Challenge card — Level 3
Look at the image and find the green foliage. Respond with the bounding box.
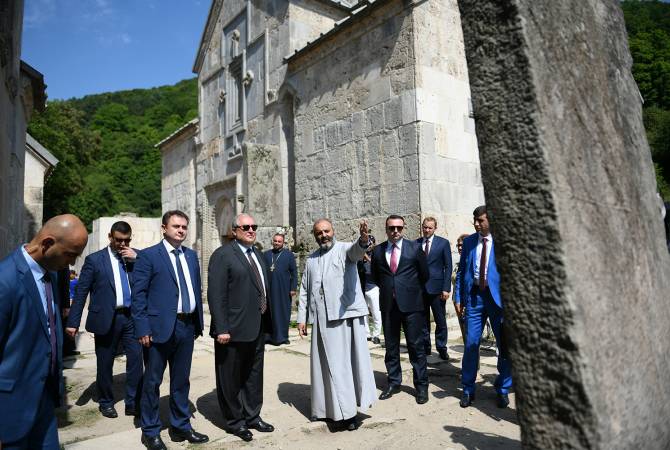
[622,0,670,199]
[28,78,197,228]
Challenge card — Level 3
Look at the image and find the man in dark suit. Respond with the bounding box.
[416,217,453,360]
[263,233,297,345]
[371,214,429,404]
[132,210,208,449]
[208,213,274,442]
[454,205,512,409]
[66,221,145,418]
[0,214,88,449]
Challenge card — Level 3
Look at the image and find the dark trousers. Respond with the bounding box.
[382,301,428,390]
[461,286,512,395]
[423,292,448,353]
[214,325,265,429]
[4,384,59,449]
[94,309,144,408]
[140,318,195,437]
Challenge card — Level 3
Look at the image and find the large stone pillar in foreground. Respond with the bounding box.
[457,0,670,448]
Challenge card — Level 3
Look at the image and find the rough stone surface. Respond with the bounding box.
[457,0,670,448]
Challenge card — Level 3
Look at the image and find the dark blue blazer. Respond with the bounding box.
[131,242,204,343]
[415,235,452,295]
[0,247,63,443]
[454,233,502,307]
[67,247,137,335]
[371,239,429,313]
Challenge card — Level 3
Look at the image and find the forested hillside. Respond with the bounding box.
[622,0,670,198]
[28,78,197,228]
[27,1,670,230]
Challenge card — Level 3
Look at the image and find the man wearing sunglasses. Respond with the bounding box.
[66,221,145,420]
[208,214,274,442]
[371,214,430,404]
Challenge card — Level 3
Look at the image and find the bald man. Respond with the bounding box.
[0,215,88,449]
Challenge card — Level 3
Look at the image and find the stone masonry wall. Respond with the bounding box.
[161,130,197,249]
[288,0,422,247]
[412,0,483,243]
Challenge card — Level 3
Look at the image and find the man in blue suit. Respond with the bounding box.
[132,210,208,450]
[0,215,88,449]
[416,217,453,360]
[371,214,430,404]
[66,221,145,418]
[454,205,512,408]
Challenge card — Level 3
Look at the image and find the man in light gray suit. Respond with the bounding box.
[297,219,377,431]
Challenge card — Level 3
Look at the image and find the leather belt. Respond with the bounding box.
[115,307,131,314]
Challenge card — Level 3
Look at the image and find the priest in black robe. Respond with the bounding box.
[263,233,297,345]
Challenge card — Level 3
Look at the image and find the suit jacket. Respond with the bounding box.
[208,242,273,342]
[131,242,204,343]
[67,247,137,335]
[415,235,453,295]
[0,247,64,443]
[297,240,368,324]
[454,233,502,307]
[371,239,429,313]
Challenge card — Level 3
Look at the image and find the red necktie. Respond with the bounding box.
[390,244,399,274]
[479,237,488,288]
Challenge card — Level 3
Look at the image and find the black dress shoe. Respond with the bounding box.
[228,426,253,442]
[460,392,475,408]
[367,336,372,341]
[99,405,118,418]
[372,336,381,345]
[343,417,360,431]
[141,434,167,450]
[249,419,274,432]
[282,340,290,345]
[497,393,510,408]
[379,385,401,400]
[416,390,429,404]
[438,348,449,361]
[169,427,209,443]
[125,405,138,416]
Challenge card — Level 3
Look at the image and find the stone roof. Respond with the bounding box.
[20,60,46,112]
[25,133,58,168]
[284,0,381,63]
[155,118,199,149]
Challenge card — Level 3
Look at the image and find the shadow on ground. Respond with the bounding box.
[276,382,311,419]
[443,425,521,449]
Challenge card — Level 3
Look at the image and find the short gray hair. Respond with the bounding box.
[232,213,255,229]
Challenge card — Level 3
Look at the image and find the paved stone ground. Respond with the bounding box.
[58,307,520,449]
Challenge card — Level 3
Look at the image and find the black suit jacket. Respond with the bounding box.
[208,242,272,342]
[371,239,429,313]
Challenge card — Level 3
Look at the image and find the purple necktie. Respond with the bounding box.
[479,238,488,288]
[390,244,399,274]
[43,276,58,376]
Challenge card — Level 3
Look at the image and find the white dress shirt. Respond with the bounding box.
[107,246,131,308]
[21,246,54,331]
[162,239,196,313]
[474,233,493,282]
[236,242,267,293]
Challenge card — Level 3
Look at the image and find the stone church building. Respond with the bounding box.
[159,0,484,281]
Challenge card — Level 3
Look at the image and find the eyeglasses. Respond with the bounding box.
[386,226,404,232]
[113,237,132,244]
[235,224,258,231]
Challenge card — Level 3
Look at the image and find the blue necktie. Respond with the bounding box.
[117,256,131,307]
[172,249,191,313]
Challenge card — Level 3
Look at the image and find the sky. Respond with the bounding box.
[21,0,211,100]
